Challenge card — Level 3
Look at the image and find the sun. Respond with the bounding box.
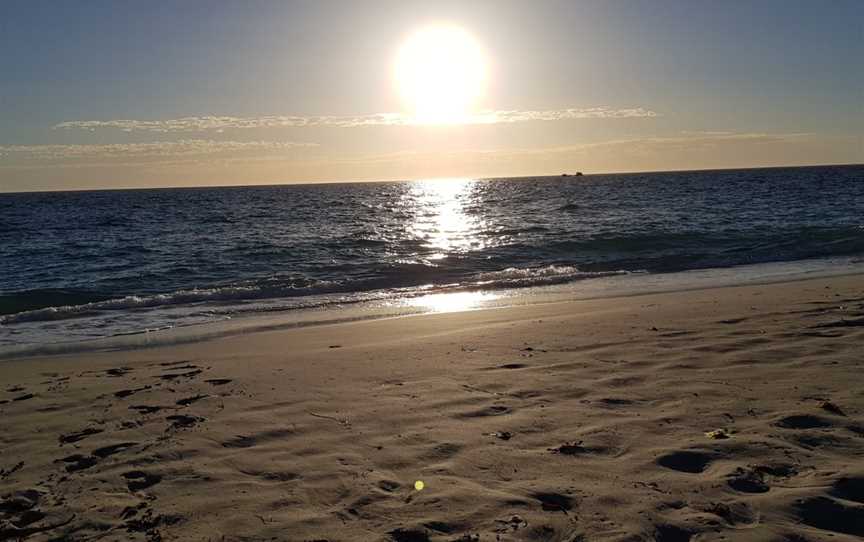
[394,25,487,125]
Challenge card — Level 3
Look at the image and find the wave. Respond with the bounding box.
[476,265,633,287]
[3,224,861,328]
[0,264,635,326]
[4,227,863,327]
[0,289,116,316]
[0,281,336,325]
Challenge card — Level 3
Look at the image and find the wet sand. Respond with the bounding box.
[1,274,863,541]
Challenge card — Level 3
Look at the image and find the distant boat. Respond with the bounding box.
[561,172,583,177]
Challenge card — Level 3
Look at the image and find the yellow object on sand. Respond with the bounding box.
[705,428,732,439]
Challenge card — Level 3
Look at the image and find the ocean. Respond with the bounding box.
[1,164,862,351]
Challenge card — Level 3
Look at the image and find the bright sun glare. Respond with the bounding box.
[395,25,487,125]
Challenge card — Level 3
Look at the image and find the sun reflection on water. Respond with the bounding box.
[406,178,488,259]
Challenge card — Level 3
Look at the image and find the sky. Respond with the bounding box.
[0,0,862,192]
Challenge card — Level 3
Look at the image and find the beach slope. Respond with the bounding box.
[1,275,863,541]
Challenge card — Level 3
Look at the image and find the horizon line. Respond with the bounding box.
[1,162,861,195]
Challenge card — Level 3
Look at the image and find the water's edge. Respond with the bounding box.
[2,256,861,361]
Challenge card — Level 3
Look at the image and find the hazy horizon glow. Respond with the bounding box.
[0,0,861,192]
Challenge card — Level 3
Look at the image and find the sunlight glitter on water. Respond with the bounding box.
[405,178,489,258]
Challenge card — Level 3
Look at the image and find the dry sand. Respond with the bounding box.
[1,274,863,541]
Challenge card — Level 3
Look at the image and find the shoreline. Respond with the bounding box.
[2,256,863,361]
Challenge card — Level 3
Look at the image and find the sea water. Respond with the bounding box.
[1,165,862,351]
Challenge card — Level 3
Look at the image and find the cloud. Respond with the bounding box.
[0,140,317,162]
[52,107,658,133]
[471,107,658,124]
[552,131,816,150]
[4,131,857,192]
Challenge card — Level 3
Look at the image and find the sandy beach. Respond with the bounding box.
[1,274,863,541]
[5,0,862,539]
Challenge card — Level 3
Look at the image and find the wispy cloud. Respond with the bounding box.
[53,115,405,132]
[4,131,855,192]
[52,107,658,133]
[0,140,317,161]
[563,131,816,150]
[471,107,658,124]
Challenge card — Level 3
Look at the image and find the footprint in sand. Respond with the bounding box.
[222,435,257,449]
[727,468,770,493]
[772,414,856,450]
[158,360,195,367]
[119,502,147,520]
[0,462,24,479]
[531,492,574,512]
[158,369,202,381]
[830,476,864,503]
[221,428,294,448]
[161,362,199,369]
[550,441,612,457]
[813,317,864,329]
[388,528,430,542]
[114,386,152,399]
[719,317,748,324]
[819,400,846,416]
[204,378,232,386]
[790,432,851,450]
[656,450,717,474]
[58,454,99,472]
[494,515,527,533]
[92,442,138,458]
[704,501,759,528]
[175,394,207,406]
[455,405,512,418]
[58,427,103,445]
[0,489,75,538]
[129,405,165,414]
[595,397,636,408]
[58,443,137,472]
[122,508,184,536]
[792,495,864,537]
[421,520,465,536]
[165,414,204,430]
[653,524,694,542]
[377,480,401,492]
[774,414,833,429]
[727,464,798,493]
[12,509,47,528]
[123,471,162,492]
[488,363,528,370]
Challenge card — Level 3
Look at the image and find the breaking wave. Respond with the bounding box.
[0,264,636,325]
